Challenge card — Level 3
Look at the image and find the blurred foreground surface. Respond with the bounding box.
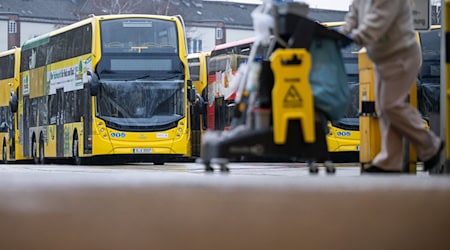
[0,162,449,250]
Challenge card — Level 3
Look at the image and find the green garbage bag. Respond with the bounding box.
[309,38,350,121]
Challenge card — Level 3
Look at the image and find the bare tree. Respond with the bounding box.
[145,0,174,15]
[92,0,144,14]
[89,0,178,15]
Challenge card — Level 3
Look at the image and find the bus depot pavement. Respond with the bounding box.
[0,163,449,250]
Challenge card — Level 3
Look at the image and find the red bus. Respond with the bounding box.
[206,37,255,131]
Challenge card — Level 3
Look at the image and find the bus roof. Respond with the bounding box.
[210,21,344,54]
[21,14,182,50]
[212,37,256,52]
[0,48,18,57]
[187,51,210,59]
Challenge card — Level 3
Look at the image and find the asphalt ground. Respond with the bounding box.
[0,162,449,250]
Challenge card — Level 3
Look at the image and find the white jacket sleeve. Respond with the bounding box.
[352,0,402,46]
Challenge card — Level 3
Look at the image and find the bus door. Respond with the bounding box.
[56,88,64,157]
[8,109,15,160]
[82,87,92,155]
[214,96,226,130]
[22,97,30,157]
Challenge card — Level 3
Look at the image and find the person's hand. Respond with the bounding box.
[338,33,353,48]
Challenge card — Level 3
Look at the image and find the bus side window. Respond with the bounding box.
[419,29,441,83]
[48,95,57,125]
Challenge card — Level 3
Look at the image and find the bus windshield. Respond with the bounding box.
[98,18,183,79]
[97,80,185,126]
[101,18,178,54]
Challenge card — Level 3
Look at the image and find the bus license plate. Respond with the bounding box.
[133,148,152,154]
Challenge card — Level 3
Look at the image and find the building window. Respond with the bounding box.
[8,21,17,34]
[187,38,203,53]
[215,28,223,40]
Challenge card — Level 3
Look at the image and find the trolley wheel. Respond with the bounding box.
[324,160,335,174]
[212,158,229,173]
[196,158,214,172]
[308,161,319,174]
[204,163,214,172]
[219,164,230,173]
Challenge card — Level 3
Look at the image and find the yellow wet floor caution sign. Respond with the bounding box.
[271,49,315,144]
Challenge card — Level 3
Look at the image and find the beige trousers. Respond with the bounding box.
[372,44,441,171]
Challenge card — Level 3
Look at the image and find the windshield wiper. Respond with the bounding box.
[100,69,117,74]
[133,74,152,80]
[133,71,184,81]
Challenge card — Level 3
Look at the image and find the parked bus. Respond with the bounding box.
[206,38,254,131]
[187,52,209,156]
[188,52,210,96]
[417,25,442,130]
[4,14,196,164]
[0,48,20,163]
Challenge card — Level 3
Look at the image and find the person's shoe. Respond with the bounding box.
[424,141,445,172]
[362,165,402,174]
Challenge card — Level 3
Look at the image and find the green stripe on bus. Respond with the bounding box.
[22,35,50,50]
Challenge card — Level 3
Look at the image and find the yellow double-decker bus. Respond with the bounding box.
[5,14,196,165]
[0,48,20,163]
[187,52,210,155]
[187,52,210,97]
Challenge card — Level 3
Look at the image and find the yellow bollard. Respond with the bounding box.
[358,49,381,168]
[358,48,419,172]
[444,0,450,170]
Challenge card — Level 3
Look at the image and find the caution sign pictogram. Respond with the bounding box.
[283,85,303,108]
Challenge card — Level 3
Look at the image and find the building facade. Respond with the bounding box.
[0,0,348,53]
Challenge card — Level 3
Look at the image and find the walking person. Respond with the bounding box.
[341,0,444,173]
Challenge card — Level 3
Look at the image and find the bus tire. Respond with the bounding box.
[39,135,45,164]
[32,136,39,164]
[2,140,7,164]
[72,133,81,165]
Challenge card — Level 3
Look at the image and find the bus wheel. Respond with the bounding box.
[32,137,39,164]
[39,136,45,164]
[72,135,81,165]
[2,141,7,164]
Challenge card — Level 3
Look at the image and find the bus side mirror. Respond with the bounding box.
[0,122,8,132]
[197,93,206,115]
[87,71,100,96]
[9,93,18,113]
[197,93,207,130]
[187,79,195,103]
